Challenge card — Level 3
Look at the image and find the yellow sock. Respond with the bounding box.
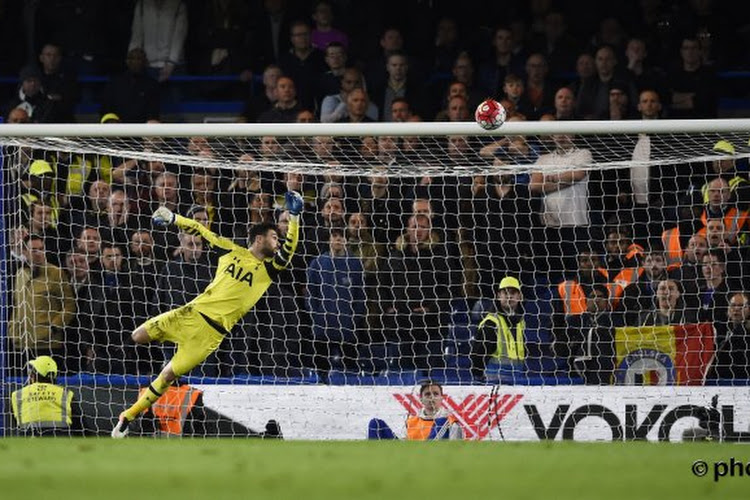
[123,375,172,421]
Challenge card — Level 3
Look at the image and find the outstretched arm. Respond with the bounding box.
[268,192,302,275]
[152,206,234,251]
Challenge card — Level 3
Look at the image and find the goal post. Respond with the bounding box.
[2,119,750,439]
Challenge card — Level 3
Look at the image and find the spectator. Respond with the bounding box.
[709,292,750,381]
[100,189,140,250]
[153,232,213,313]
[704,140,750,207]
[334,87,374,123]
[89,244,136,374]
[7,107,30,123]
[468,167,537,296]
[529,11,580,77]
[575,45,636,120]
[4,64,58,123]
[247,0,295,71]
[372,51,425,122]
[242,64,282,123]
[639,279,697,326]
[316,42,348,104]
[569,52,595,98]
[699,214,746,289]
[33,1,117,75]
[443,95,470,122]
[128,0,188,83]
[128,230,162,342]
[25,200,64,266]
[151,171,182,213]
[257,76,301,123]
[618,249,668,326]
[383,214,454,372]
[365,27,405,94]
[699,177,748,247]
[38,43,79,122]
[311,196,346,255]
[278,20,326,110]
[189,0,251,97]
[478,26,525,97]
[433,82,468,121]
[569,284,618,384]
[100,48,160,123]
[698,249,731,324]
[604,226,644,280]
[667,36,718,118]
[608,80,638,120]
[310,1,349,51]
[551,248,609,360]
[660,190,706,270]
[672,233,709,303]
[471,277,527,381]
[624,37,667,96]
[522,53,556,120]
[10,356,88,436]
[388,97,411,123]
[306,227,365,375]
[429,17,462,74]
[448,52,485,111]
[358,169,404,245]
[8,235,76,376]
[553,86,578,120]
[190,169,231,237]
[368,380,462,440]
[320,67,378,122]
[73,225,103,273]
[529,133,593,282]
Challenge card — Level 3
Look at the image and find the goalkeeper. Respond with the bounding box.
[112,191,303,438]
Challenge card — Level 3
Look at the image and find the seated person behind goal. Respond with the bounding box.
[111,191,304,438]
[368,380,463,440]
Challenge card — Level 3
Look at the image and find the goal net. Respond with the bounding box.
[1,120,749,439]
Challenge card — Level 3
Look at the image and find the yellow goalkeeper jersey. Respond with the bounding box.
[174,214,299,333]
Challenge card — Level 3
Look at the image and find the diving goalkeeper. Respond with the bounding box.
[112,191,303,438]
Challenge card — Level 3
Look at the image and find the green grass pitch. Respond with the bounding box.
[0,439,747,500]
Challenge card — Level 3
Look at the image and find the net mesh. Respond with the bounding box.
[2,124,750,436]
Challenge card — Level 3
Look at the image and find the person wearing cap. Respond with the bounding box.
[471,276,527,381]
[10,356,86,436]
[701,140,750,209]
[21,158,63,229]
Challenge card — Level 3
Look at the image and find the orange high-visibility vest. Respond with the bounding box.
[699,208,748,244]
[607,267,645,308]
[406,414,458,440]
[661,227,682,269]
[140,385,202,436]
[557,268,608,315]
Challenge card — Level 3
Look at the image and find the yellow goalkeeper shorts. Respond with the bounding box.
[142,304,225,376]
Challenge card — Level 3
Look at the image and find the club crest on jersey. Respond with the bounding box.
[224,262,253,285]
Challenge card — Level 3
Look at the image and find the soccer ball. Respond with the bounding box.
[475,98,507,130]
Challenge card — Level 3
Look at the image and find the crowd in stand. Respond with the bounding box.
[3,0,750,384]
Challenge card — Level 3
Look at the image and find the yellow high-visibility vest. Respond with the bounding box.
[10,383,73,430]
[478,313,526,361]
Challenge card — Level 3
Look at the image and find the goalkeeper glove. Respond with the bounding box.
[285,191,304,216]
[152,206,175,226]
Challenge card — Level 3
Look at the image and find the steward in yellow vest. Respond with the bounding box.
[10,356,86,436]
[471,277,526,380]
